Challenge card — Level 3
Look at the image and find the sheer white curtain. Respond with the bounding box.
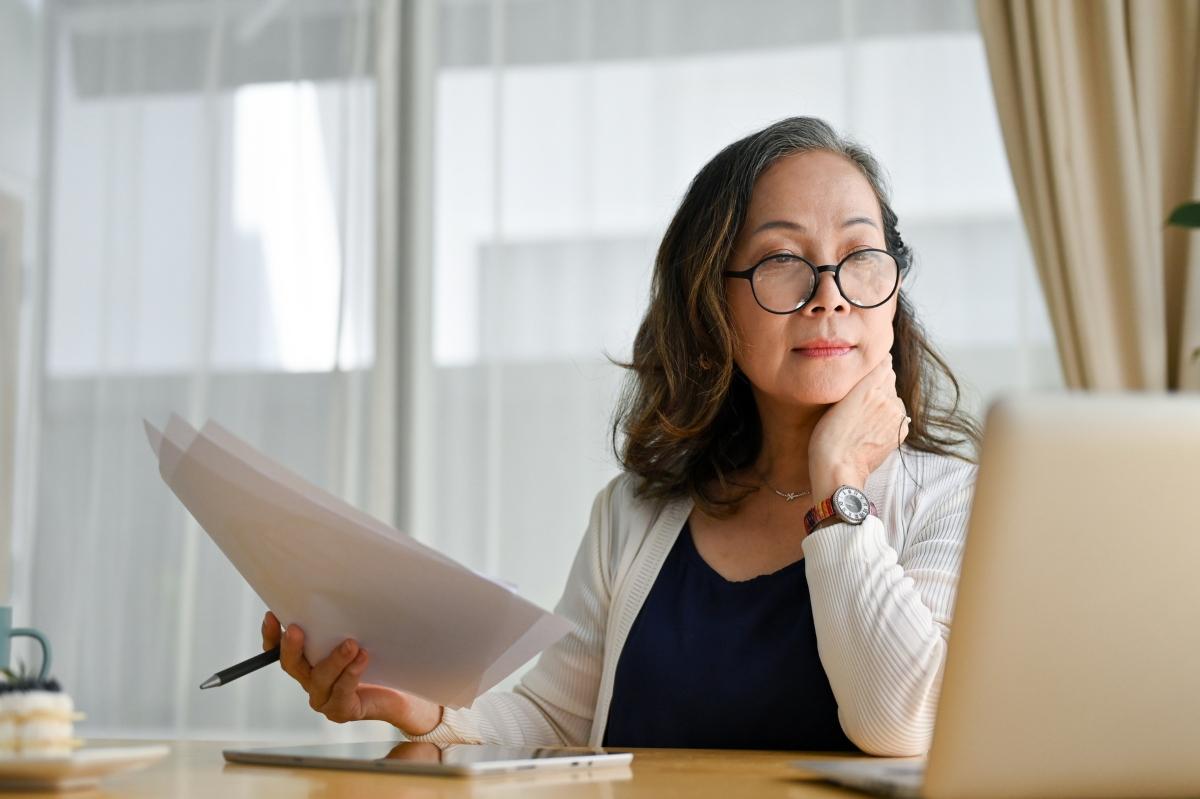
[424,0,1064,662]
[1,0,41,624]
[13,0,396,740]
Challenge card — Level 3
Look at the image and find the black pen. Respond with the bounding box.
[199,646,281,689]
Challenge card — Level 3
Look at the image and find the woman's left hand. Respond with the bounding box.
[808,355,909,504]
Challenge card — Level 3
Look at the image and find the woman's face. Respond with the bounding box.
[725,150,899,409]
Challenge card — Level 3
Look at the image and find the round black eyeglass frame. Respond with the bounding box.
[723,247,901,314]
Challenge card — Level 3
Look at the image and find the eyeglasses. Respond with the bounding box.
[723,248,901,314]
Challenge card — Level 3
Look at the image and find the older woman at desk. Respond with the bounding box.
[261,117,979,757]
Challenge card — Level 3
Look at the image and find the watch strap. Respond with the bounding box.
[803,491,877,536]
[803,496,838,536]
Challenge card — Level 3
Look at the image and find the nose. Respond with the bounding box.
[802,268,847,316]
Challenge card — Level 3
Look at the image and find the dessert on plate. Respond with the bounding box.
[0,672,84,757]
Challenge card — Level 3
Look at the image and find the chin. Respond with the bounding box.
[798,388,851,406]
[746,361,868,409]
[777,378,854,407]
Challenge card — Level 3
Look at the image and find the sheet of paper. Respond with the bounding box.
[145,416,572,708]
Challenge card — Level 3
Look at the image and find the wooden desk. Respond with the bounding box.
[43,740,864,798]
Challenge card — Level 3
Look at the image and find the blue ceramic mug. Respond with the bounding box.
[0,607,52,682]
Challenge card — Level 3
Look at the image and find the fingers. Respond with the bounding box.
[320,649,370,721]
[874,355,898,389]
[308,639,362,710]
[279,624,314,689]
[267,616,373,724]
[845,355,896,399]
[262,611,282,651]
[858,370,908,446]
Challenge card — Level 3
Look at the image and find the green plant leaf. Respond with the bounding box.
[1167,201,1200,228]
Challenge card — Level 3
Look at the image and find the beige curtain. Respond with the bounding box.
[977,0,1200,390]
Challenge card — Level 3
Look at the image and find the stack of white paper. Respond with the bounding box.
[145,415,572,709]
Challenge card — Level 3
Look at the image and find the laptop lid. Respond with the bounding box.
[924,393,1200,799]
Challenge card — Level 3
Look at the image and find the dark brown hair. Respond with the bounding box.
[612,117,981,517]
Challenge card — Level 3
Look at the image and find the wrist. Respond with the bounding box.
[810,466,866,504]
[372,694,443,736]
[408,703,444,736]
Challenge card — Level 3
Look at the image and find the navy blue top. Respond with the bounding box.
[603,522,858,751]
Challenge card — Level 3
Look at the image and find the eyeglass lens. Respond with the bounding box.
[752,251,897,312]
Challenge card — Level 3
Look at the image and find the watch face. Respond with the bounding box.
[833,486,870,524]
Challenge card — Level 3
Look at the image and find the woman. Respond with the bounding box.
[261,117,979,756]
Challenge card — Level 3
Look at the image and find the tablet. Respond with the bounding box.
[223,741,633,777]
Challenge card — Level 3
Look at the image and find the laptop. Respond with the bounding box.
[795,393,1200,799]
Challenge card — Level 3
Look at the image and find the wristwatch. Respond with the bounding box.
[803,485,876,536]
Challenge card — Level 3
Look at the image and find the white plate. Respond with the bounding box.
[0,745,169,791]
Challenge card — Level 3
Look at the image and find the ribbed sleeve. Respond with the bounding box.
[801,452,976,756]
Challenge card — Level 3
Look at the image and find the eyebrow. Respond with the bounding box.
[750,216,879,236]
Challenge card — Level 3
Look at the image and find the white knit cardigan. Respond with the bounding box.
[410,447,976,756]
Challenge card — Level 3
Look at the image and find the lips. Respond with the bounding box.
[792,339,856,357]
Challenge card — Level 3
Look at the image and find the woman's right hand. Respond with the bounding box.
[261,611,444,736]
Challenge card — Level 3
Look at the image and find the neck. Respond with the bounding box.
[751,392,824,492]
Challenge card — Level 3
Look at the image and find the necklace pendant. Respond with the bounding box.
[770,487,810,502]
[764,480,811,503]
